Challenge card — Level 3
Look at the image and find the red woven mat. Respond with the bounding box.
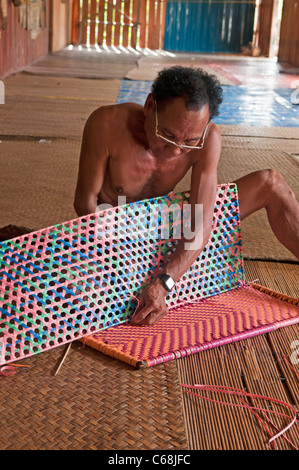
[82,284,299,368]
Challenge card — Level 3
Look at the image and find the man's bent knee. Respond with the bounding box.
[259,168,284,191]
[260,168,295,201]
[259,168,279,186]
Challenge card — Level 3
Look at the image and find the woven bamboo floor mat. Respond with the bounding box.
[0,260,298,450]
[0,74,120,140]
[125,56,236,85]
[0,140,80,229]
[0,341,187,450]
[219,149,298,262]
[219,124,299,139]
[23,48,138,80]
[175,149,298,193]
[3,73,120,101]
[221,134,299,153]
[125,54,299,89]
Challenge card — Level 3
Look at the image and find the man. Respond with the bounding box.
[74,66,299,326]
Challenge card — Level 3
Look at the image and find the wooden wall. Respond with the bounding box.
[51,0,72,52]
[0,0,50,79]
[257,0,274,57]
[278,0,299,66]
[72,0,167,50]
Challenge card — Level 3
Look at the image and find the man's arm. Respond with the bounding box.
[131,123,222,326]
[162,124,221,281]
[74,107,110,216]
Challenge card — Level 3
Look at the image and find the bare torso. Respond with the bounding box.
[74,97,220,217]
[74,92,299,329]
[97,103,199,206]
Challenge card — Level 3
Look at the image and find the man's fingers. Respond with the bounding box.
[141,308,167,326]
[132,297,145,316]
[131,305,168,326]
[129,281,168,326]
[130,303,152,325]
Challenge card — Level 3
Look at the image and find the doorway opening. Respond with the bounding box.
[252,0,284,58]
[269,0,283,58]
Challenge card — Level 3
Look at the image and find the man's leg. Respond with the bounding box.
[0,225,35,241]
[235,169,299,259]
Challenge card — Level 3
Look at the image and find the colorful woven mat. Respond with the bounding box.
[0,184,243,365]
[117,80,299,127]
[82,284,299,368]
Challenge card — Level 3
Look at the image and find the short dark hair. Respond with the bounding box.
[151,66,223,119]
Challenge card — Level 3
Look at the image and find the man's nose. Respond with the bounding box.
[166,144,182,157]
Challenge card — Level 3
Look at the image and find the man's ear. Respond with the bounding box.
[144,93,155,117]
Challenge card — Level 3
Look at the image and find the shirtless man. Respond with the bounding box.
[74,66,299,326]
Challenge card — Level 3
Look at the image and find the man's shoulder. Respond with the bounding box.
[189,121,222,170]
[203,120,222,156]
[82,102,144,147]
[207,121,221,141]
[88,102,142,125]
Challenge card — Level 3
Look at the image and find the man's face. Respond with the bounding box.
[145,96,210,160]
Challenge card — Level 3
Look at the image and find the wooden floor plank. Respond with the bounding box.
[177,346,265,450]
[177,260,299,450]
[234,336,299,450]
[268,325,299,404]
[244,261,299,298]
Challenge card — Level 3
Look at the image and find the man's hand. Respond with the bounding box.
[130,278,169,326]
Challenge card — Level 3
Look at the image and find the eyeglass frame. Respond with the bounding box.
[155,101,210,150]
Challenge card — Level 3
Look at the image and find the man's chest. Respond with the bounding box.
[105,151,191,202]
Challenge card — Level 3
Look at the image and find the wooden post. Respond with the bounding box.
[106,0,113,45]
[278,0,299,66]
[147,0,155,49]
[122,0,131,47]
[71,0,80,44]
[89,0,97,45]
[113,0,121,46]
[81,0,89,45]
[131,0,139,48]
[138,0,146,48]
[97,0,105,45]
[257,0,274,57]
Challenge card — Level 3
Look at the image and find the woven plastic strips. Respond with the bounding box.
[0,183,244,365]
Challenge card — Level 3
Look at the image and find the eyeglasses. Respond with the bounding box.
[155,102,209,150]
